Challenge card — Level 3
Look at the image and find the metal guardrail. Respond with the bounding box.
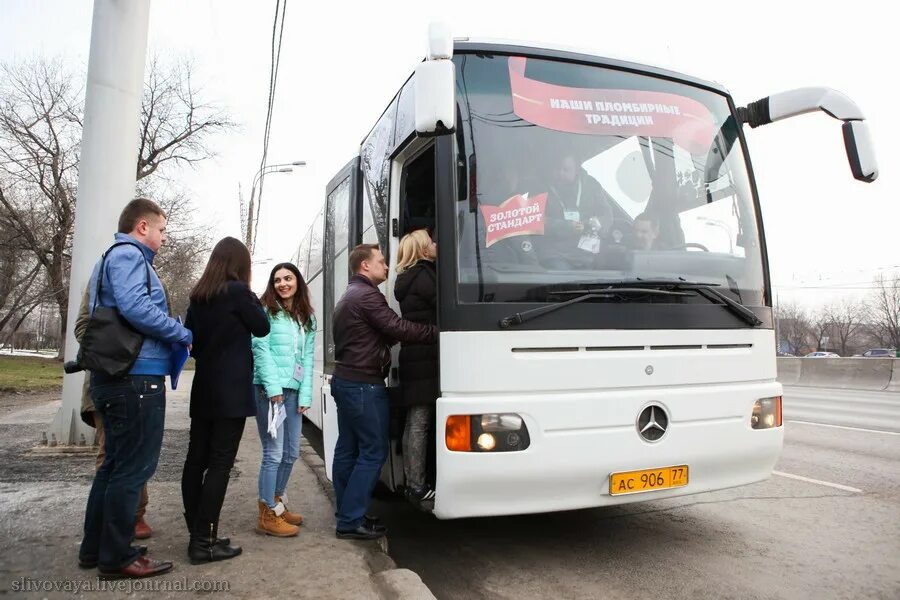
[778,358,900,432]
[777,358,900,392]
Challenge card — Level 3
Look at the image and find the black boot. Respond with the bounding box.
[188,522,242,565]
[184,512,231,547]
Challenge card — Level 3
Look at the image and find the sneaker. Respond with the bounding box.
[407,485,435,501]
[406,485,436,511]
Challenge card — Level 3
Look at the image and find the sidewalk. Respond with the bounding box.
[0,372,433,599]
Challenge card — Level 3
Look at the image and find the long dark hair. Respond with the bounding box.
[189,237,252,303]
[259,262,314,330]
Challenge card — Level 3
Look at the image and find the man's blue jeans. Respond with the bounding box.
[80,374,166,571]
[254,387,301,508]
[331,377,389,531]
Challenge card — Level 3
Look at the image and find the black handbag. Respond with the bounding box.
[75,242,152,377]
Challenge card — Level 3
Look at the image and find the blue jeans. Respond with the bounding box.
[80,374,166,571]
[331,377,390,531]
[255,387,301,508]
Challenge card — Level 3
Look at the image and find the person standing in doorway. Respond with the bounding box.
[331,244,437,540]
[394,230,439,509]
[182,237,269,563]
[252,262,316,537]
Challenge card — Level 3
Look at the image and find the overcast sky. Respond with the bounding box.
[2,0,896,307]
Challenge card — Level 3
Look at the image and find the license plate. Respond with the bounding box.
[609,465,689,496]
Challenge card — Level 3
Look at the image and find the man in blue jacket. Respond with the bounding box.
[78,198,192,579]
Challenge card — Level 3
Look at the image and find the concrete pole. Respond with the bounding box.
[46,0,151,447]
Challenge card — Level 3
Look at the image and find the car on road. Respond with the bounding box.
[861,348,896,358]
[805,351,840,358]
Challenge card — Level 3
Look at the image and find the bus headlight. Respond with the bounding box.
[476,433,496,451]
[751,397,782,429]
[446,413,530,452]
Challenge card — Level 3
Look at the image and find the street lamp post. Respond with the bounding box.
[699,217,735,254]
[244,160,305,252]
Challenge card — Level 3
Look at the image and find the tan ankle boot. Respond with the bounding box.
[275,494,304,526]
[255,500,299,537]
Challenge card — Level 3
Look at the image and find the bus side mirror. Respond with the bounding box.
[415,61,456,136]
[415,22,456,136]
[842,121,878,183]
[738,87,878,183]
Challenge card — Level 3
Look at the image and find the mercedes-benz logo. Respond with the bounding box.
[636,404,669,442]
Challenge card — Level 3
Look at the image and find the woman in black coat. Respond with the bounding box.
[182,237,269,564]
[394,229,439,506]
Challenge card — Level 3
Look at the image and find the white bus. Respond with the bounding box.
[295,29,877,519]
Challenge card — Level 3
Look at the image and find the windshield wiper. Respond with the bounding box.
[500,279,763,328]
[680,283,762,326]
[498,288,689,329]
[600,279,762,327]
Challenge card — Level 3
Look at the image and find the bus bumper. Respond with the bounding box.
[432,381,783,519]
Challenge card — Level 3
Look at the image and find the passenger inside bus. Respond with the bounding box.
[631,211,662,251]
[535,152,616,270]
[456,137,719,278]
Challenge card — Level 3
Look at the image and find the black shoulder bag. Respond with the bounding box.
[75,242,152,377]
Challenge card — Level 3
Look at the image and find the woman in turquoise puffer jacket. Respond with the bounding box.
[251,262,316,537]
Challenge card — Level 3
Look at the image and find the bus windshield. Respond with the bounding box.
[454,53,766,305]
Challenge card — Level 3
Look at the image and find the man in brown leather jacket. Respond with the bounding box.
[331,244,436,540]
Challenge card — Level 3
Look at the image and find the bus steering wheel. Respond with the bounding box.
[670,242,710,252]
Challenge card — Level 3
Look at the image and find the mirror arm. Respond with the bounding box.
[737,87,865,127]
[737,87,877,183]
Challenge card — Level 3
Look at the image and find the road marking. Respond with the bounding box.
[787,420,900,436]
[773,471,862,493]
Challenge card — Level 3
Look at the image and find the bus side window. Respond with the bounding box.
[362,182,378,244]
[307,209,325,276]
[296,226,312,275]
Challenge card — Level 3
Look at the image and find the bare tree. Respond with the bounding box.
[0,204,40,335]
[867,273,900,349]
[810,309,832,353]
[825,300,865,357]
[0,59,81,344]
[775,302,813,355]
[0,56,233,347]
[139,183,213,318]
[0,206,50,349]
[137,57,236,181]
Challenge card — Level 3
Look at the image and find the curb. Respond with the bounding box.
[300,441,437,600]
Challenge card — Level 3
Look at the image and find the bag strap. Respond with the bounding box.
[92,242,153,313]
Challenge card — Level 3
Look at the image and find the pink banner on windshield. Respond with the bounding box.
[508,56,715,154]
[480,192,547,248]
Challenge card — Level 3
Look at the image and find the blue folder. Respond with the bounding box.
[170,343,190,390]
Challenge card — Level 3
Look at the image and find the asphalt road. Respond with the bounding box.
[782,386,900,433]
[305,389,900,600]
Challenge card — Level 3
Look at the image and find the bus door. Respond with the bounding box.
[322,157,361,479]
[383,140,437,490]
